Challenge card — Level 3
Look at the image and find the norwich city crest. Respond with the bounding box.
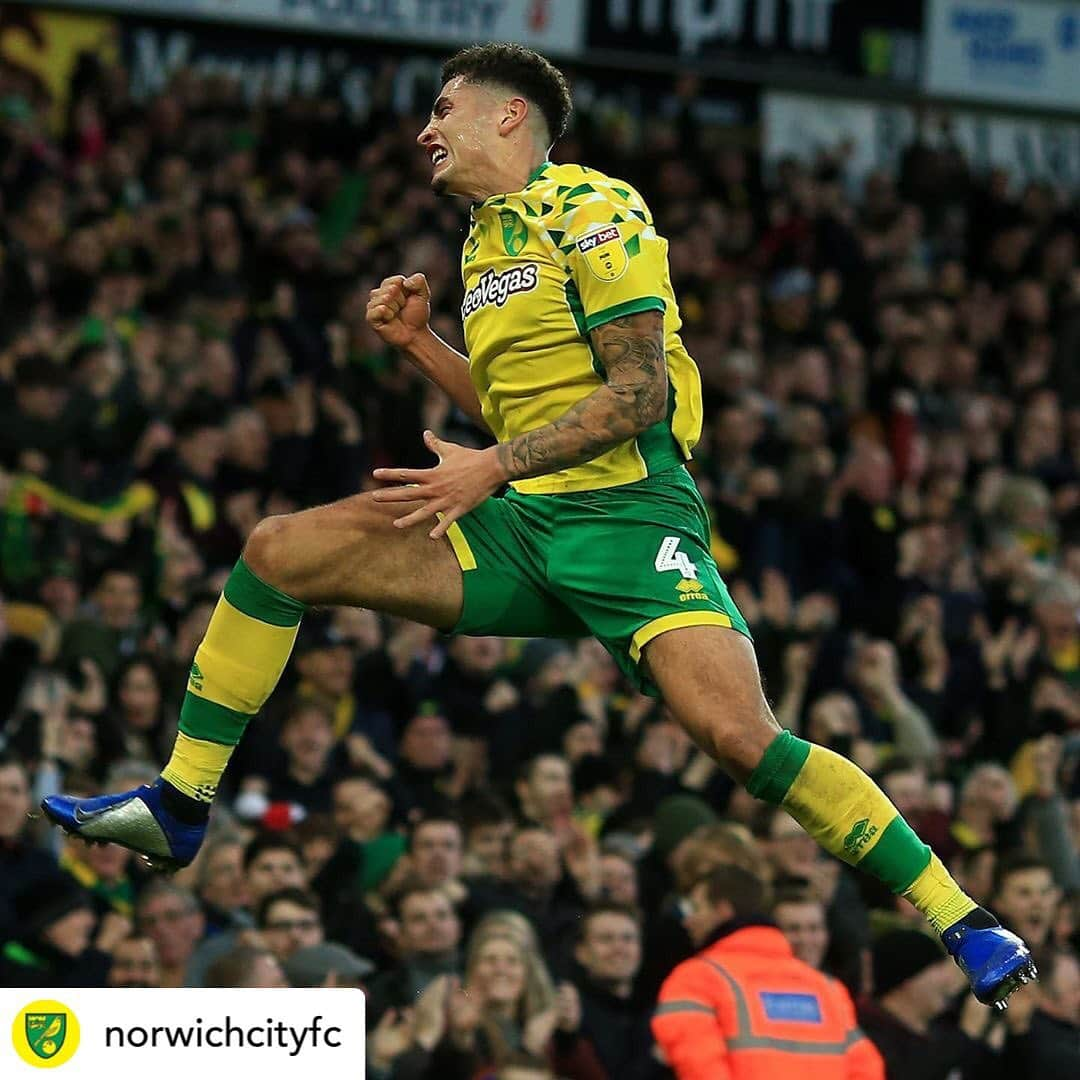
[12,999,81,1068]
[26,1014,66,1060]
[500,211,528,256]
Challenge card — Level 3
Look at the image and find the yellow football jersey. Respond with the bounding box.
[461,160,703,494]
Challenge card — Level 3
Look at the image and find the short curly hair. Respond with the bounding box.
[442,42,572,143]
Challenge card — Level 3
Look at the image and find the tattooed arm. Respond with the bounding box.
[496,309,668,480]
[370,309,668,539]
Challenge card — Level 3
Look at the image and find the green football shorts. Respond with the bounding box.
[444,465,751,694]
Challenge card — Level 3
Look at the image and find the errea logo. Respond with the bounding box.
[843,818,879,857]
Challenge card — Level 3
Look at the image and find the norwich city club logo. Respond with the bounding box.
[12,1000,81,1068]
[189,661,204,692]
[500,210,528,256]
[843,818,878,857]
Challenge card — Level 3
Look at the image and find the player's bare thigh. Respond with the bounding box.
[643,625,781,783]
[242,492,464,630]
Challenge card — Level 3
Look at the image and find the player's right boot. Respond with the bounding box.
[40,778,206,872]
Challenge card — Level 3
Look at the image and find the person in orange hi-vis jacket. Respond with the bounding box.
[652,864,884,1080]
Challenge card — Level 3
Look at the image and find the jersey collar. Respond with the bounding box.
[525,160,551,186]
[472,161,553,214]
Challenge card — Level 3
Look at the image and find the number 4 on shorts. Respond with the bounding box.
[654,536,698,579]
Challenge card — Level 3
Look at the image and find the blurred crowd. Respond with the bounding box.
[0,43,1077,1080]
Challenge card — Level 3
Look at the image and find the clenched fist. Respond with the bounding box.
[367,273,431,349]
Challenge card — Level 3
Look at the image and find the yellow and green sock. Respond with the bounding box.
[747,730,976,934]
[161,558,305,804]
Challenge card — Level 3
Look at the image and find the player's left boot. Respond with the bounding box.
[40,778,205,872]
[942,906,1037,1010]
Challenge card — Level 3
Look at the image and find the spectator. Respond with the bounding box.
[109,654,171,765]
[59,567,144,681]
[858,929,1003,1080]
[991,854,1061,952]
[135,880,206,988]
[470,827,587,968]
[951,764,1020,852]
[325,772,405,893]
[515,755,574,831]
[243,835,308,900]
[194,836,249,934]
[0,873,110,987]
[205,944,289,988]
[291,617,360,737]
[108,934,161,988]
[256,886,324,962]
[461,792,516,881]
[366,882,463,1026]
[0,753,57,941]
[949,846,998,908]
[654,864,883,1078]
[185,833,307,983]
[772,885,831,971]
[239,698,343,814]
[1001,948,1079,1076]
[390,704,462,817]
[598,844,639,907]
[409,813,466,899]
[572,903,656,1080]
[57,835,134,926]
[283,941,375,988]
[386,925,604,1080]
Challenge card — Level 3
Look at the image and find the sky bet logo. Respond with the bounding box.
[576,225,620,252]
[12,999,81,1068]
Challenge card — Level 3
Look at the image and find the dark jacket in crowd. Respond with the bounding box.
[857,1000,1001,1080]
[576,973,661,1080]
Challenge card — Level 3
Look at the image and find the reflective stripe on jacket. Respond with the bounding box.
[652,925,884,1080]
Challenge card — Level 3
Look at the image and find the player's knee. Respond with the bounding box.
[242,514,294,585]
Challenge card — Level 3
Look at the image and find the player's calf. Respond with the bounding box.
[645,624,1036,1010]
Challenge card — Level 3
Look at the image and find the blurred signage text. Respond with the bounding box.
[764,89,1080,186]
[57,0,587,55]
[588,0,921,80]
[926,0,1080,111]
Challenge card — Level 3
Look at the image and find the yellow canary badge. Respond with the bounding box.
[11,1000,80,1068]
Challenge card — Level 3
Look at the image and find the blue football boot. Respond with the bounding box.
[942,907,1037,1010]
[40,778,206,872]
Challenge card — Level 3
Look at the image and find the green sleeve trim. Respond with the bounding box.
[224,558,306,627]
[583,296,665,333]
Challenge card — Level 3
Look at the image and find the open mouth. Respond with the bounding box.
[430,147,448,167]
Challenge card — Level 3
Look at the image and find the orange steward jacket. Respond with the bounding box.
[652,924,884,1080]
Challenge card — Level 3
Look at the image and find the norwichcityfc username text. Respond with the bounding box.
[104,1015,344,1057]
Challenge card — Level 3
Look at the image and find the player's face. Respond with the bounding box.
[417,77,502,197]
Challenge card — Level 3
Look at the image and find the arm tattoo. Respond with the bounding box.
[496,310,668,481]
